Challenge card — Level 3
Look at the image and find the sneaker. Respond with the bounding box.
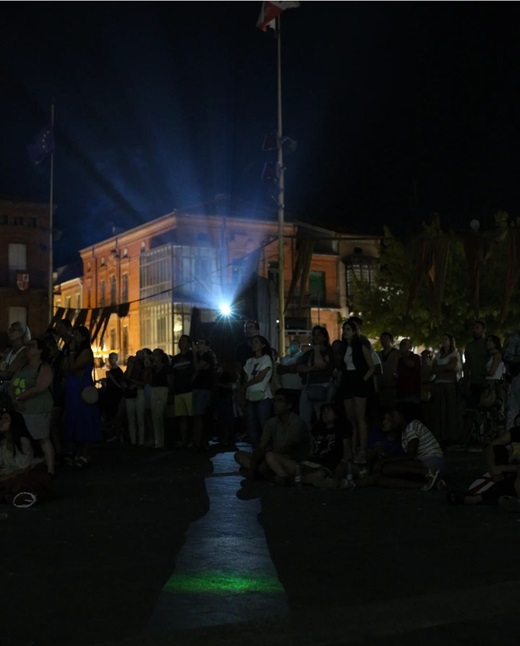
[421,469,440,491]
[499,496,520,513]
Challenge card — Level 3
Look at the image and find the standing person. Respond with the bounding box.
[337,318,376,466]
[430,334,463,450]
[470,335,507,447]
[296,326,335,430]
[462,320,488,411]
[277,340,304,414]
[170,335,196,449]
[149,349,170,449]
[235,320,260,377]
[0,321,31,408]
[396,338,421,404]
[9,337,55,477]
[377,332,399,409]
[242,335,274,449]
[502,329,520,430]
[192,338,216,451]
[124,351,148,447]
[103,352,125,442]
[62,326,101,467]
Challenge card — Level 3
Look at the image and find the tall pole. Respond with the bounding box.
[276,16,286,357]
[48,102,55,324]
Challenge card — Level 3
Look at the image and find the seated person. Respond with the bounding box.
[447,414,520,508]
[360,402,445,491]
[234,389,310,482]
[266,402,354,488]
[366,409,405,466]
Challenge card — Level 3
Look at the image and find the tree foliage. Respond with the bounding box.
[351,215,520,350]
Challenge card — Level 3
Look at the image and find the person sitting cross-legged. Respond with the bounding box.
[266,402,355,488]
[359,402,445,490]
[234,389,310,484]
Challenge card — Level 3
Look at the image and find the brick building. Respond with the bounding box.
[0,198,52,349]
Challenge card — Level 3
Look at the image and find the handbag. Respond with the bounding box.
[81,386,99,405]
[479,384,496,408]
[306,382,330,402]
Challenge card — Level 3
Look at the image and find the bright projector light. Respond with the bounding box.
[219,303,232,316]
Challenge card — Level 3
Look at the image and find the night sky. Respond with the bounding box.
[1,2,520,266]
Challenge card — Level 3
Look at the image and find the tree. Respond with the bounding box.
[352,216,519,349]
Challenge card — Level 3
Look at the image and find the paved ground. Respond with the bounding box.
[2,440,520,646]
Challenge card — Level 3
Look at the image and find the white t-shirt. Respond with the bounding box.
[244,354,273,400]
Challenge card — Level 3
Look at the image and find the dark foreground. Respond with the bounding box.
[2,441,520,646]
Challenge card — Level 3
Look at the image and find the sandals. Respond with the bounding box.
[13,492,38,508]
[74,456,90,469]
[421,469,441,491]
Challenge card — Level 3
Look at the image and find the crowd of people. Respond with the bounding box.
[0,315,520,512]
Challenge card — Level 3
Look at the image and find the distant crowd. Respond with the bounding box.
[1,316,520,512]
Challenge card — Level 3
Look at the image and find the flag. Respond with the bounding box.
[27,125,54,164]
[256,1,300,32]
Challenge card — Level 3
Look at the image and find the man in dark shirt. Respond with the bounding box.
[192,338,216,450]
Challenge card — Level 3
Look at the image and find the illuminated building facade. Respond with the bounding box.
[54,207,379,362]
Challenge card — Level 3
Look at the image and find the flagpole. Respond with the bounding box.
[276,16,286,358]
[48,102,55,324]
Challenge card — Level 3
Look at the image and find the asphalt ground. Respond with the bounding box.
[2,440,520,646]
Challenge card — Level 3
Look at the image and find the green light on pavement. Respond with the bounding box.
[164,572,283,594]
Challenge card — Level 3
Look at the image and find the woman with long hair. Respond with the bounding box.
[242,335,273,449]
[9,337,55,476]
[471,335,507,447]
[337,318,376,466]
[431,333,463,449]
[62,326,101,467]
[296,325,335,429]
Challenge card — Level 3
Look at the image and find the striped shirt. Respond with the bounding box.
[401,419,443,460]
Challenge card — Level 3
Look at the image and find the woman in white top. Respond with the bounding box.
[431,334,463,449]
[471,335,507,446]
[242,335,273,449]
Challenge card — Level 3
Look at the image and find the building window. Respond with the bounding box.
[75,293,81,310]
[110,275,117,305]
[0,214,8,225]
[309,270,326,306]
[110,328,116,351]
[87,289,91,308]
[122,273,129,303]
[27,217,37,227]
[141,242,146,253]
[100,257,106,267]
[13,216,23,226]
[8,243,26,270]
[123,248,128,258]
[65,296,71,310]
[100,280,106,307]
[345,254,377,309]
[122,326,129,361]
[87,262,91,273]
[268,261,279,286]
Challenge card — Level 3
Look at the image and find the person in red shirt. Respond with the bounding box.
[396,338,421,404]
